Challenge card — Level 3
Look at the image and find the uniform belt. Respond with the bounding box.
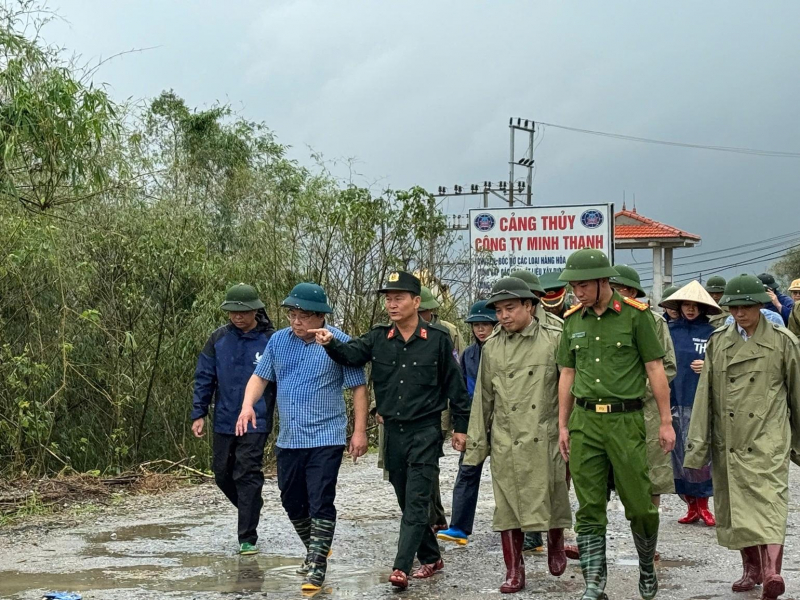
[383,414,441,431]
[575,398,643,413]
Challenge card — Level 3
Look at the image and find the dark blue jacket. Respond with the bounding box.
[191,311,276,435]
[461,341,483,402]
[764,291,794,325]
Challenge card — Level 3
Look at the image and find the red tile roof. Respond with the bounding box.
[614,208,701,241]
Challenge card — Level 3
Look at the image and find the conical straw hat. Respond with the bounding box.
[658,280,722,315]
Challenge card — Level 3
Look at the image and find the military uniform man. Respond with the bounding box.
[418,285,464,530]
[610,266,677,508]
[556,249,675,600]
[464,277,572,593]
[540,272,570,319]
[310,272,470,590]
[705,276,729,327]
[685,274,800,600]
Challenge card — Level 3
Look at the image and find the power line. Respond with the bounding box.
[635,236,800,274]
[640,242,800,284]
[534,121,800,158]
[626,230,800,268]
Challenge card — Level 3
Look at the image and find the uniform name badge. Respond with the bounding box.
[570,332,586,339]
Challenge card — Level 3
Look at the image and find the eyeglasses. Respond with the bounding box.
[286,310,316,323]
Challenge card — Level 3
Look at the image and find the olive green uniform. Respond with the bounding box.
[787,303,800,336]
[464,319,572,532]
[429,314,464,528]
[324,319,470,575]
[558,291,665,539]
[684,316,800,549]
[708,306,730,328]
[644,310,677,495]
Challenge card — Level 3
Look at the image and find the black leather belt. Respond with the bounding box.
[576,398,643,413]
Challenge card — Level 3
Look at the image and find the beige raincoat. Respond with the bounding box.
[463,319,572,532]
[684,316,800,549]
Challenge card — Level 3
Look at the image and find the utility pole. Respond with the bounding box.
[509,118,536,206]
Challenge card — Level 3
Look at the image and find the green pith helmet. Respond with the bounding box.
[559,248,619,282]
[720,274,772,307]
[509,270,546,295]
[539,272,567,292]
[485,277,538,309]
[609,265,646,298]
[220,283,265,312]
[705,275,727,294]
[418,286,441,311]
[281,282,332,313]
[377,270,421,295]
[662,285,679,299]
[465,299,498,323]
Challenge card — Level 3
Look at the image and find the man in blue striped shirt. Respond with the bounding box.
[237,283,368,593]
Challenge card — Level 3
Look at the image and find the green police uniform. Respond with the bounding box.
[611,265,677,496]
[557,249,665,600]
[322,272,471,577]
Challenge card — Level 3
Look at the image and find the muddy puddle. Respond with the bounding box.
[0,521,386,598]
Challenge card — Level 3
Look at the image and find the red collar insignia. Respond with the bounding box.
[613,300,621,312]
[420,328,428,340]
[387,328,396,339]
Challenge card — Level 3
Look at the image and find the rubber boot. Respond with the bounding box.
[500,529,526,593]
[732,546,762,592]
[301,518,336,591]
[577,534,607,600]
[696,496,716,527]
[760,545,785,600]
[291,517,313,575]
[523,531,543,552]
[547,528,568,576]
[678,496,700,524]
[633,531,659,600]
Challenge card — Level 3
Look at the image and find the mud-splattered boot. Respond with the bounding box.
[301,518,336,592]
[760,545,785,600]
[291,517,313,575]
[732,546,762,592]
[633,531,659,600]
[577,534,608,600]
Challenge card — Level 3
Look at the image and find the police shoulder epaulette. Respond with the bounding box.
[563,303,583,318]
[623,297,649,311]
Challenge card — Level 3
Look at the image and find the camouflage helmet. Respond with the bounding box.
[509,269,545,295]
[281,282,332,314]
[609,265,646,298]
[559,248,619,282]
[704,275,727,294]
[220,283,265,312]
[720,274,771,307]
[465,299,498,323]
[418,286,441,311]
[485,277,538,309]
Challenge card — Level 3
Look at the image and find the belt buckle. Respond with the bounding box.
[595,403,610,413]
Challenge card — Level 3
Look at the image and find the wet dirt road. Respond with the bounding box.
[1,448,798,599]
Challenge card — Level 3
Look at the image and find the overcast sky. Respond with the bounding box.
[47,1,800,289]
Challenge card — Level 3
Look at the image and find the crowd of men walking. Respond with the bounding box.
[190,248,800,599]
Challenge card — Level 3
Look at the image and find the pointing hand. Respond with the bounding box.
[308,328,333,345]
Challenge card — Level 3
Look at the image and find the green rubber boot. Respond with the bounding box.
[301,518,336,591]
[291,517,313,575]
[633,531,659,600]
[577,534,608,600]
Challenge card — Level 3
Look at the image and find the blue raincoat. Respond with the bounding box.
[669,315,715,497]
